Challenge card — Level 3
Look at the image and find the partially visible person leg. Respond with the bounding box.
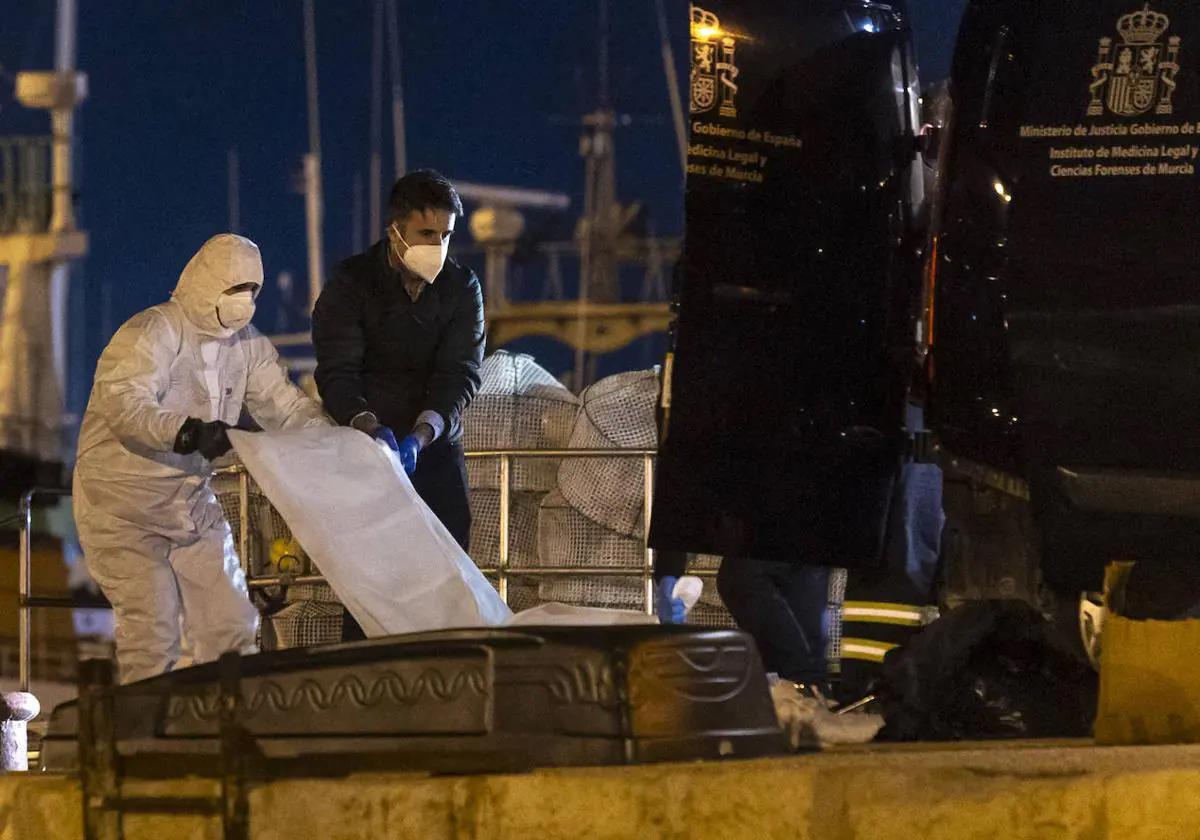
[718,558,827,684]
[411,439,472,551]
[79,529,183,684]
[781,563,832,668]
[171,518,259,664]
[653,550,689,581]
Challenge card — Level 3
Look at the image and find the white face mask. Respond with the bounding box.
[390,223,448,283]
[216,290,256,332]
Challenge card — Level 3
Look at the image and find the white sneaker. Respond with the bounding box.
[770,680,883,749]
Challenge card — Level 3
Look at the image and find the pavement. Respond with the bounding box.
[5,738,1200,839]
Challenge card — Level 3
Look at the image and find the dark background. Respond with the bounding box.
[0,0,968,426]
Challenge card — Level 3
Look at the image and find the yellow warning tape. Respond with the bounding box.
[842,601,925,627]
[840,637,899,663]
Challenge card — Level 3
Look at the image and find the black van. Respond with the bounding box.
[930,0,1200,610]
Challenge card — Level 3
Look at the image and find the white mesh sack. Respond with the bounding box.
[538,489,647,568]
[463,350,580,492]
[270,600,344,649]
[215,475,313,575]
[501,579,545,612]
[537,489,646,608]
[825,567,849,672]
[688,599,737,627]
[467,488,544,570]
[688,554,736,627]
[535,532,735,625]
[283,580,341,604]
[539,574,645,610]
[691,554,732,607]
[556,369,658,536]
[534,572,740,622]
[215,471,326,631]
[213,473,280,576]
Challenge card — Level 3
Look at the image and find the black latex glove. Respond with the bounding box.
[173,418,233,460]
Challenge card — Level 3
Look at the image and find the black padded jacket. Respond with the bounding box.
[312,241,485,443]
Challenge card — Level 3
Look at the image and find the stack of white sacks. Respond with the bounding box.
[463,353,731,625]
[463,351,579,609]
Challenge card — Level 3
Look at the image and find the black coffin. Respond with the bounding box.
[41,625,785,775]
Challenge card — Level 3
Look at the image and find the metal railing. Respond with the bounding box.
[239,449,666,611]
[16,487,73,692]
[15,448,684,692]
[463,449,659,611]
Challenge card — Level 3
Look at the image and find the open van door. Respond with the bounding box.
[652,1,927,570]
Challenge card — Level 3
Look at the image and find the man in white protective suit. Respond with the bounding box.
[73,233,332,684]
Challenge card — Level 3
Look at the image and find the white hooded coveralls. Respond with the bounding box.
[73,234,331,683]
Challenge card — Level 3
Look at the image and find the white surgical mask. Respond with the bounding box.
[390,223,448,283]
[216,290,256,333]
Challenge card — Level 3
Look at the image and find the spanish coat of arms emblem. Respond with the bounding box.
[690,5,739,118]
[1088,4,1182,117]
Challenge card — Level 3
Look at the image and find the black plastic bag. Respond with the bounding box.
[875,600,1097,740]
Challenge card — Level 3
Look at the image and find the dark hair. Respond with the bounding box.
[388,169,464,221]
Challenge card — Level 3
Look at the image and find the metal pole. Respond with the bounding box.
[49,112,75,234]
[248,574,327,590]
[238,470,250,578]
[218,653,249,840]
[303,0,321,165]
[35,605,47,697]
[1,690,39,771]
[227,146,240,233]
[643,453,655,615]
[654,0,688,175]
[352,171,364,254]
[78,658,119,840]
[484,244,511,310]
[369,0,383,234]
[476,566,713,578]
[49,0,77,233]
[251,566,716,583]
[303,0,325,311]
[384,0,407,178]
[498,455,510,604]
[54,0,76,72]
[19,491,33,693]
[303,153,325,312]
[598,0,610,108]
[574,258,590,392]
[464,447,656,458]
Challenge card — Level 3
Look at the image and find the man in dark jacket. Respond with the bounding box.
[313,169,484,567]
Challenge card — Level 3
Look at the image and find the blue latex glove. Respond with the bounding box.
[398,433,421,476]
[371,425,400,453]
[655,576,687,624]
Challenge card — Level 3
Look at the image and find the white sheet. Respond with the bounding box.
[230,427,513,635]
[506,602,655,626]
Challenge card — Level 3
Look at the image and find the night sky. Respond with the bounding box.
[0,0,968,416]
